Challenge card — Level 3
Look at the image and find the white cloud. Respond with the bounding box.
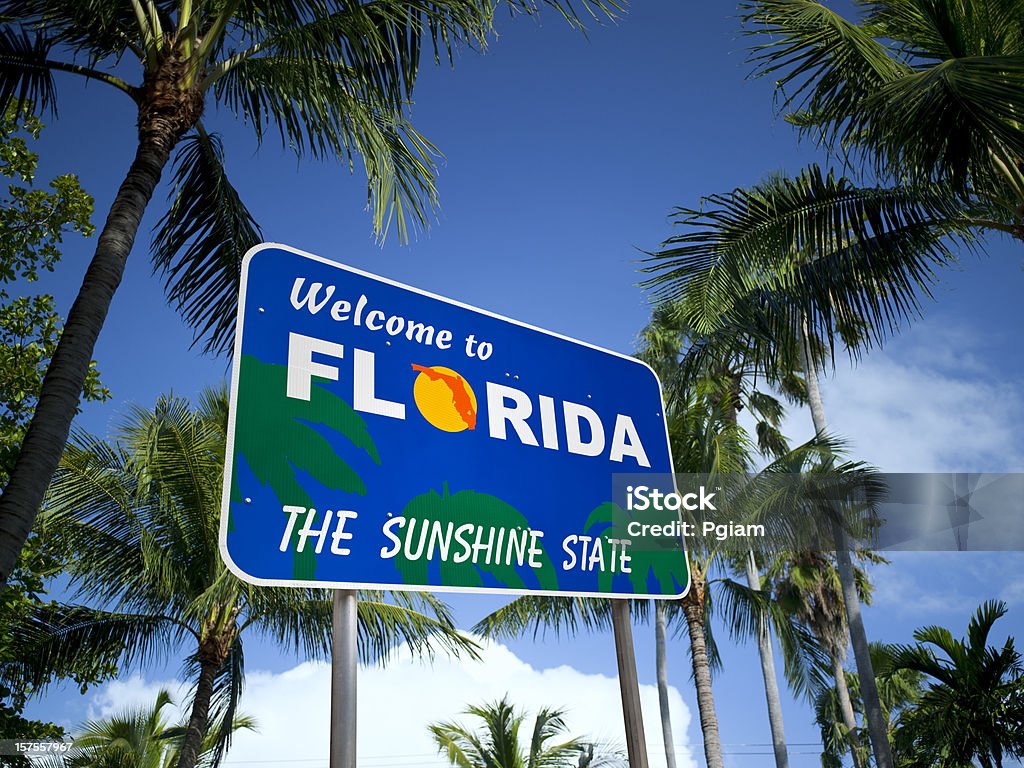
[768,322,1024,473]
[84,640,697,768]
[86,673,190,721]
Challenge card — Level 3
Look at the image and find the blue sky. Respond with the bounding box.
[19,2,1024,767]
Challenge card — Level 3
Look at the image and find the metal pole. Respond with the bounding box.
[610,599,649,768]
[331,589,358,768]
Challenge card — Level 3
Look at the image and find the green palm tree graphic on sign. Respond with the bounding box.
[584,501,688,595]
[395,486,559,590]
[231,355,380,580]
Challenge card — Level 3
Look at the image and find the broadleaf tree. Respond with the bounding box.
[0,106,111,751]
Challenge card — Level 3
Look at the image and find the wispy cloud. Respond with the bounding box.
[773,319,1024,473]
[868,552,1024,617]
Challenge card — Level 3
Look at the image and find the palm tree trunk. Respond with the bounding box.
[680,586,724,768]
[654,601,677,768]
[831,654,864,768]
[0,127,177,587]
[800,324,894,768]
[177,655,220,768]
[744,552,789,768]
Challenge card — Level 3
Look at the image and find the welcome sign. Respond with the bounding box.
[219,243,688,598]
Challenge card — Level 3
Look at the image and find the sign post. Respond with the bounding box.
[220,243,689,767]
[330,590,358,768]
[611,600,649,768]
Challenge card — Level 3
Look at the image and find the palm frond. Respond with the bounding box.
[501,0,622,32]
[45,399,226,616]
[473,596,615,639]
[152,129,262,356]
[860,55,1024,193]
[0,26,56,115]
[356,591,479,661]
[430,721,491,768]
[0,0,151,60]
[740,0,1024,201]
[240,587,333,659]
[740,0,909,145]
[41,430,160,610]
[209,1,491,98]
[641,166,976,364]
[211,53,439,242]
[1,604,188,691]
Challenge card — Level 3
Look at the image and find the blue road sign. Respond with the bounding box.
[220,243,688,597]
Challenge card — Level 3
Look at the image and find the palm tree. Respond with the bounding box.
[641,7,1024,766]
[653,600,676,768]
[638,168,946,768]
[10,388,475,768]
[429,696,621,768]
[814,644,924,768]
[888,600,1024,768]
[0,0,618,588]
[740,0,1024,232]
[70,689,181,768]
[663,380,747,768]
[62,689,254,768]
[769,551,879,768]
[640,304,795,768]
[478,597,690,768]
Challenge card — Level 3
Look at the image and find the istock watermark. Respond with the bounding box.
[611,473,1024,553]
[624,484,718,511]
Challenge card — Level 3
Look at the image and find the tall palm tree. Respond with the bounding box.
[8,388,475,768]
[638,167,952,768]
[0,0,618,588]
[663,378,747,768]
[429,696,621,768]
[640,303,795,768]
[888,600,1024,768]
[741,554,789,768]
[653,600,676,768]
[769,551,877,768]
[642,6,1024,766]
[799,320,899,768]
